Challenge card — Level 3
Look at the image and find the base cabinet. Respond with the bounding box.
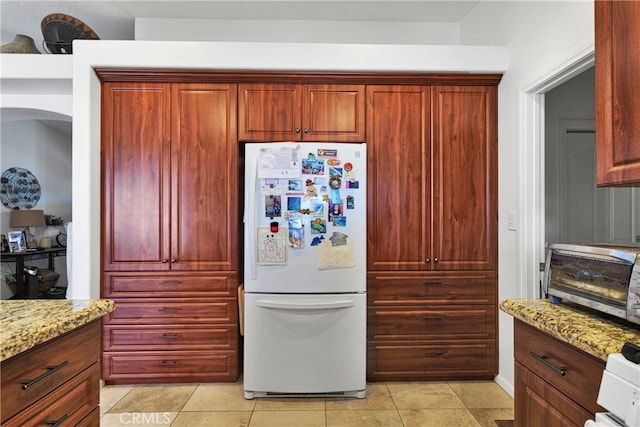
[514,320,605,427]
[0,321,101,426]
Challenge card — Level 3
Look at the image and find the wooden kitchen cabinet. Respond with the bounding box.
[514,320,605,427]
[100,79,239,383]
[238,83,365,142]
[1,320,101,426]
[595,0,640,185]
[102,82,238,272]
[365,82,499,381]
[366,85,497,272]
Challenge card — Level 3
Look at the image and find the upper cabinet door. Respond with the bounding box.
[171,83,238,271]
[238,83,302,141]
[102,82,172,271]
[303,84,365,142]
[366,85,431,271]
[431,85,497,271]
[238,83,365,142]
[595,0,640,185]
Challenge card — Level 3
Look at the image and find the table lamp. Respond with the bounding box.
[10,209,45,249]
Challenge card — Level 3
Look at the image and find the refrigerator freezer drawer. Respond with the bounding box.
[243,292,366,398]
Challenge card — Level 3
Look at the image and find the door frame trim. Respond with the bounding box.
[517,46,594,298]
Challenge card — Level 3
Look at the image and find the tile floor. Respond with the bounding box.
[100,380,514,426]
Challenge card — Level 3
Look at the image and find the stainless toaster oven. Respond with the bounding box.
[544,243,640,325]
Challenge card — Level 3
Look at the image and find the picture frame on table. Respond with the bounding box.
[7,231,26,252]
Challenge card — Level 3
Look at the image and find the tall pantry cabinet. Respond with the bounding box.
[100,80,239,384]
[366,82,499,380]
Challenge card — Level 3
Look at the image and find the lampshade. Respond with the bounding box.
[10,209,46,228]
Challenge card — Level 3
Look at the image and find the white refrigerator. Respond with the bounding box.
[243,142,366,399]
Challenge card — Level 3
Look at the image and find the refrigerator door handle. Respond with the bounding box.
[256,299,355,310]
[246,155,259,280]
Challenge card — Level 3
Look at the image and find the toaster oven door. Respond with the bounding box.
[545,244,634,311]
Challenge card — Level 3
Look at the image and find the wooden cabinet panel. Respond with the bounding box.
[103,351,238,383]
[369,306,495,340]
[368,341,496,380]
[368,272,496,305]
[102,82,171,271]
[103,272,238,297]
[104,325,237,351]
[238,83,365,142]
[3,363,100,427]
[1,321,100,422]
[366,85,431,271]
[171,84,238,271]
[515,362,593,427]
[595,0,640,185]
[514,321,605,416]
[1,321,101,426]
[105,299,237,324]
[431,85,497,271]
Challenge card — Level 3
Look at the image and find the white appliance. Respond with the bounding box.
[243,142,367,399]
[584,353,640,427]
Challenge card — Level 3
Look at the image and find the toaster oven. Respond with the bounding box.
[544,243,640,325]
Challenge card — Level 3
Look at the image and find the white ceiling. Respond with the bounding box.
[1,1,479,47]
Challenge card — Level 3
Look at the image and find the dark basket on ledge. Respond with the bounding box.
[6,269,60,295]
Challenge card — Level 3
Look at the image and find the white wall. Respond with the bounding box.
[460,0,594,395]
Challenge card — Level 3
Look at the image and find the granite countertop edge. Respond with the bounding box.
[500,298,640,362]
[0,299,115,362]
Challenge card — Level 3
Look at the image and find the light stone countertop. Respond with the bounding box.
[500,298,640,361]
[0,299,115,362]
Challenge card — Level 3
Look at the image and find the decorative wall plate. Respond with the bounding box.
[41,13,99,54]
[0,167,41,209]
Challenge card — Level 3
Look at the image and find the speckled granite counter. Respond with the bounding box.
[501,298,640,362]
[0,299,115,362]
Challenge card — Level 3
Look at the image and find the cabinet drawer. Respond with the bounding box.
[369,306,495,340]
[0,321,100,423]
[104,324,238,351]
[103,272,237,297]
[514,321,605,415]
[3,363,100,427]
[515,361,592,427]
[103,351,238,383]
[105,299,237,324]
[368,272,496,305]
[367,340,496,380]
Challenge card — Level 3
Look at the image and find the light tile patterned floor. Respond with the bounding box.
[100,380,514,427]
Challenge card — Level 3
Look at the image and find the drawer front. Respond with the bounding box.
[515,362,592,427]
[514,321,605,415]
[103,272,238,297]
[104,299,237,324]
[369,306,495,340]
[0,321,100,423]
[103,351,238,383]
[3,363,100,427]
[104,325,238,351]
[368,272,496,305]
[367,340,496,380]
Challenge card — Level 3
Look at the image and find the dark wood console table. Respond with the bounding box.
[1,248,67,298]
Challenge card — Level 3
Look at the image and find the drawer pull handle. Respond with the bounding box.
[423,350,447,357]
[21,361,69,390]
[159,307,181,312]
[157,360,178,366]
[529,351,567,376]
[161,334,180,339]
[423,281,442,286]
[422,315,444,320]
[160,281,182,286]
[45,413,69,426]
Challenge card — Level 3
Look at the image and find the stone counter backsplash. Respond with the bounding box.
[0,299,115,361]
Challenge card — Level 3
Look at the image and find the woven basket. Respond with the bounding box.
[6,269,60,294]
